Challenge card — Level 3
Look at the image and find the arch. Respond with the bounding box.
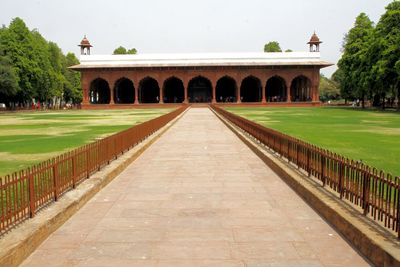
[139,77,160,103]
[89,78,111,104]
[266,76,287,102]
[114,77,135,104]
[163,76,184,103]
[187,76,212,103]
[240,76,262,102]
[216,76,237,103]
[290,75,312,102]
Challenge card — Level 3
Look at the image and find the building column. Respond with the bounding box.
[109,89,115,104]
[236,84,241,103]
[159,86,164,104]
[183,79,188,103]
[261,83,266,104]
[108,78,115,105]
[211,79,216,103]
[312,85,319,102]
[134,84,139,104]
[184,88,188,103]
[81,74,90,105]
[287,82,292,103]
[312,75,319,102]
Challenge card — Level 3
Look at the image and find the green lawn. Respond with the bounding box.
[0,108,173,176]
[225,107,400,176]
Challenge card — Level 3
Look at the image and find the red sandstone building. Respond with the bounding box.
[71,33,332,107]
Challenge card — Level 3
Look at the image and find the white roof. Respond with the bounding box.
[71,52,332,69]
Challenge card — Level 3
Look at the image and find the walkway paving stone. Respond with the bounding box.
[21,108,371,267]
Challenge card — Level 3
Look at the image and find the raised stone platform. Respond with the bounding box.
[21,108,370,267]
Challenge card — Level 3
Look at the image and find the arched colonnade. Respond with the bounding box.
[87,74,315,104]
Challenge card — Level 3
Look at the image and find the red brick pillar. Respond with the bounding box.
[312,75,319,102]
[312,85,319,102]
[81,74,90,105]
[287,82,292,103]
[211,80,216,103]
[235,78,241,103]
[159,83,164,104]
[261,80,266,104]
[107,77,114,105]
[183,78,188,103]
[134,83,139,104]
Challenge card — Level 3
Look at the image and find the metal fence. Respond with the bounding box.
[0,106,187,235]
[211,104,400,238]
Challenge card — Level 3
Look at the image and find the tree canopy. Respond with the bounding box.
[319,74,340,102]
[372,1,400,109]
[0,17,81,106]
[264,41,292,53]
[0,55,18,101]
[113,46,137,55]
[264,41,282,52]
[337,13,374,107]
[336,1,400,109]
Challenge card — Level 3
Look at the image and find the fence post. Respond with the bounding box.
[307,148,311,177]
[287,139,290,162]
[321,154,326,186]
[362,170,369,216]
[72,155,76,189]
[397,182,400,239]
[97,141,101,171]
[53,161,59,201]
[107,140,111,164]
[338,161,344,199]
[86,147,90,179]
[28,171,35,218]
[114,137,118,159]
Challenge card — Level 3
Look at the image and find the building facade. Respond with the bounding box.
[72,34,332,107]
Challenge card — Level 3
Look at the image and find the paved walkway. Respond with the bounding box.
[22,108,370,267]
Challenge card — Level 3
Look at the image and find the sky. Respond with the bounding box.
[0,0,393,77]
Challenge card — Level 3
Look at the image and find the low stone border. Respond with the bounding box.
[212,108,400,267]
[0,108,187,267]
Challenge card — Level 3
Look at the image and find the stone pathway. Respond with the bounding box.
[21,108,370,267]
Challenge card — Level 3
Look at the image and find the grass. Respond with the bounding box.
[0,108,173,176]
[225,106,400,176]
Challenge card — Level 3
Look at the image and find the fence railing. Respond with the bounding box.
[211,104,400,238]
[0,106,187,236]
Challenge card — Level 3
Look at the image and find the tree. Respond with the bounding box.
[113,46,127,54]
[319,74,340,102]
[2,17,37,102]
[0,26,19,103]
[285,49,293,52]
[0,17,83,106]
[371,1,400,109]
[0,55,19,103]
[113,46,137,55]
[47,41,66,101]
[337,13,374,108]
[63,53,82,103]
[264,41,282,52]
[127,48,137,54]
[30,30,58,102]
[332,68,351,103]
